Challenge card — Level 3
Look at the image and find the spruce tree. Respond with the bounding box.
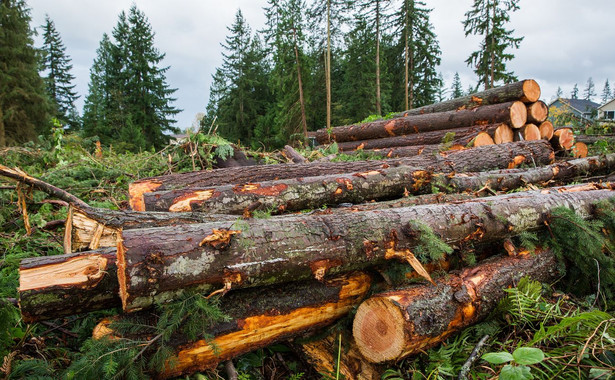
[82,34,112,143]
[462,0,523,89]
[451,72,463,99]
[40,15,79,130]
[555,86,563,98]
[0,0,51,146]
[583,77,596,102]
[571,84,579,99]
[601,79,611,103]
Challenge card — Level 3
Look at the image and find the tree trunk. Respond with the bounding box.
[315,101,527,144]
[130,140,554,211]
[95,272,373,379]
[539,121,554,140]
[375,1,381,116]
[292,24,308,139]
[574,134,615,144]
[336,123,508,152]
[516,124,541,141]
[526,101,548,124]
[326,0,331,131]
[117,185,613,312]
[352,249,559,363]
[551,128,575,151]
[283,145,308,163]
[18,248,119,322]
[66,205,233,253]
[391,80,540,119]
[0,106,5,148]
[142,141,555,214]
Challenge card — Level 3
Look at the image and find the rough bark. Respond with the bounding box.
[574,134,615,144]
[283,145,308,163]
[66,205,234,253]
[0,164,88,208]
[130,140,553,211]
[352,249,559,363]
[539,121,554,140]
[526,101,548,124]
[315,101,527,144]
[391,80,540,119]
[138,141,555,213]
[117,185,613,312]
[551,128,575,151]
[18,248,119,322]
[336,124,504,152]
[95,272,373,379]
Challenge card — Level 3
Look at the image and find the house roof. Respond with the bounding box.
[550,98,600,114]
[598,98,615,110]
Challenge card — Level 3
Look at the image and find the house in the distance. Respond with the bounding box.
[598,98,615,122]
[548,98,601,124]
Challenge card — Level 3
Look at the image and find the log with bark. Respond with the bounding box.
[572,142,589,158]
[352,249,559,363]
[315,101,527,144]
[515,124,541,141]
[551,128,575,151]
[66,205,234,253]
[391,80,540,119]
[117,184,614,312]
[18,248,119,322]
[94,272,373,379]
[472,132,495,147]
[139,141,555,213]
[574,134,615,145]
[526,101,548,124]
[283,145,308,163]
[335,123,510,152]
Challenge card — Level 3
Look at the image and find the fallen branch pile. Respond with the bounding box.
[5,80,615,379]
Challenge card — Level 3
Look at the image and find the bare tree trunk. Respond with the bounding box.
[0,106,5,148]
[375,0,382,115]
[292,24,308,139]
[326,0,332,131]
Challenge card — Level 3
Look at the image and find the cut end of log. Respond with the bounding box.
[572,142,588,158]
[539,121,554,140]
[509,101,528,128]
[521,79,541,103]
[553,128,575,150]
[494,124,514,144]
[352,297,405,363]
[527,101,548,124]
[473,132,495,147]
[19,255,109,292]
[128,181,162,211]
[522,124,541,141]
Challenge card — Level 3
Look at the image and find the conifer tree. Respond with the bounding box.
[0,0,51,146]
[583,77,596,102]
[462,0,523,89]
[40,15,79,130]
[82,34,112,142]
[451,72,463,99]
[571,84,579,99]
[555,86,563,98]
[601,79,611,103]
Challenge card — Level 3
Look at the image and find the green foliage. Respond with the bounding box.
[406,220,453,262]
[482,347,544,380]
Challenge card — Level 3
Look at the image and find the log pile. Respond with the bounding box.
[8,80,615,379]
[313,80,582,159]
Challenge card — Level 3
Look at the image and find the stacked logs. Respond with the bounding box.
[10,82,615,379]
[313,80,585,159]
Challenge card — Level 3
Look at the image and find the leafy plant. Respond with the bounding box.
[482,347,545,380]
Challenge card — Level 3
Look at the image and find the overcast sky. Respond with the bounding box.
[28,0,615,130]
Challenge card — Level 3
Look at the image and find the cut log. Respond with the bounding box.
[472,132,494,147]
[18,248,119,322]
[94,272,373,379]
[66,205,233,252]
[517,124,541,141]
[444,155,615,193]
[551,128,575,150]
[315,101,527,144]
[141,141,555,213]
[283,145,308,163]
[493,124,514,144]
[574,134,615,144]
[572,142,588,158]
[300,332,382,380]
[336,124,506,152]
[391,80,540,119]
[352,249,559,363]
[539,121,554,140]
[130,140,553,211]
[526,101,548,124]
[117,184,614,312]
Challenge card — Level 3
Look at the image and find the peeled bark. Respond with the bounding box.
[391,80,540,119]
[95,272,373,379]
[352,249,559,363]
[539,121,554,140]
[66,205,233,253]
[335,124,505,152]
[117,185,614,312]
[315,101,527,144]
[551,128,575,150]
[18,248,119,322]
[526,101,548,124]
[140,141,555,213]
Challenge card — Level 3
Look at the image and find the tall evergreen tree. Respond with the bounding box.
[555,86,563,98]
[583,77,596,101]
[571,84,579,99]
[40,15,79,130]
[451,72,463,99]
[0,0,51,146]
[395,0,441,109]
[601,79,611,103]
[462,0,523,89]
[82,34,112,142]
